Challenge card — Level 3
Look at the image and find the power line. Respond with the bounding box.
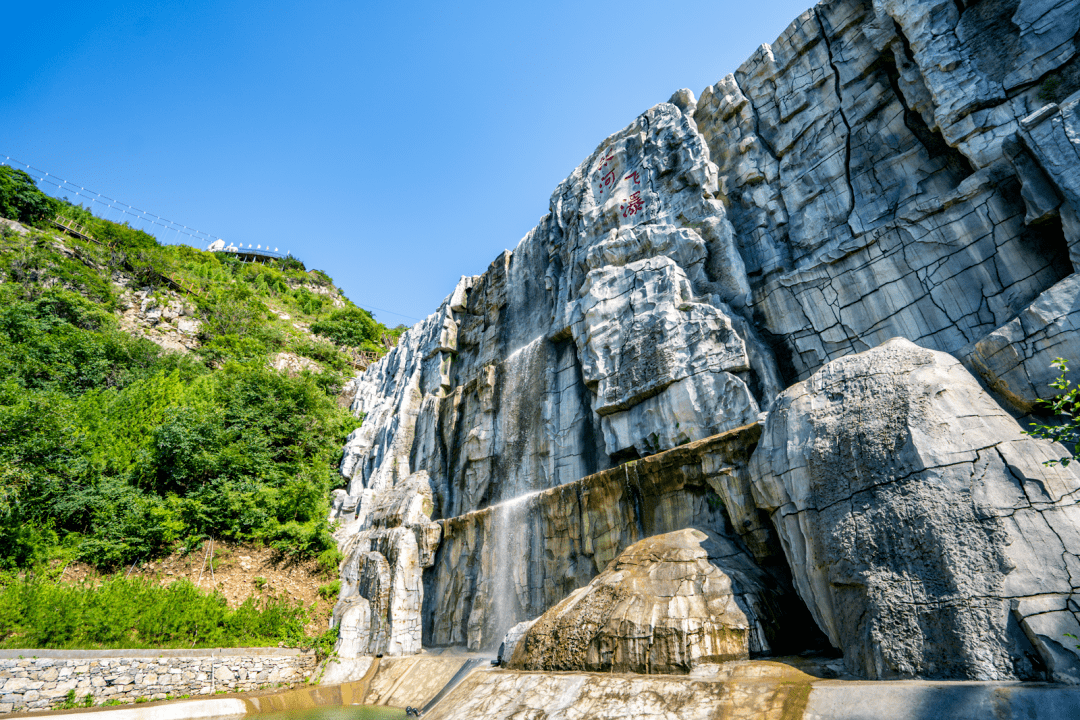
[2,153,222,247]
[1,153,422,324]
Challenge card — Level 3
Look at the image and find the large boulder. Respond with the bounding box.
[509,528,782,674]
[750,337,1080,682]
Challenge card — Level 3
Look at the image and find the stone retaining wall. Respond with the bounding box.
[0,649,316,713]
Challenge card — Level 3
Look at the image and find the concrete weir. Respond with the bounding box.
[421,664,1080,720]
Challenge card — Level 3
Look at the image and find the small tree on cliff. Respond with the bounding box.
[1025,357,1080,466]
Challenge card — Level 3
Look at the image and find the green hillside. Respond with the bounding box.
[0,165,400,573]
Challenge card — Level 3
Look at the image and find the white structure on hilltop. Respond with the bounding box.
[207,239,239,253]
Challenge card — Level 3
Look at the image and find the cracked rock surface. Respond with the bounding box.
[750,337,1080,681]
[424,428,778,652]
[326,0,1080,683]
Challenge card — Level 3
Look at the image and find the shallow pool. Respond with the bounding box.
[247,706,408,720]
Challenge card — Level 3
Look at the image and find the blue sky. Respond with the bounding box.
[3,0,812,325]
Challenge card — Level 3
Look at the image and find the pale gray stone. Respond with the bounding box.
[750,338,1080,681]
[967,273,1080,412]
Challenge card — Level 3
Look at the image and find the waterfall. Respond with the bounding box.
[485,490,540,650]
[494,337,548,502]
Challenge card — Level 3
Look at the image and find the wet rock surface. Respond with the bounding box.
[420,664,1080,720]
[424,427,773,652]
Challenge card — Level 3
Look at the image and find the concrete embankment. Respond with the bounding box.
[419,662,1080,720]
[26,653,483,718]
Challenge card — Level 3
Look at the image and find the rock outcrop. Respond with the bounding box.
[327,0,1080,684]
[423,426,794,651]
[751,338,1080,682]
[509,528,781,674]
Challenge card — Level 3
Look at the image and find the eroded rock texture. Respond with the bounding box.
[422,427,800,651]
[509,528,782,674]
[329,0,1080,681]
[751,338,1080,681]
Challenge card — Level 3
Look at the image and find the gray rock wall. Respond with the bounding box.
[329,0,1080,680]
[0,651,315,713]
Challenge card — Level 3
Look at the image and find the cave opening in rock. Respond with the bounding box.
[1023,210,1073,281]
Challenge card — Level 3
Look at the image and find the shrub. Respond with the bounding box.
[1038,75,1064,103]
[0,219,370,572]
[0,576,310,649]
[316,547,343,577]
[0,167,58,226]
[310,307,381,350]
[279,255,306,272]
[317,580,340,601]
[1026,357,1080,465]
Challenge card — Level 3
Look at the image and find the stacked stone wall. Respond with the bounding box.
[0,649,316,713]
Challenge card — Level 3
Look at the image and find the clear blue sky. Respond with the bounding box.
[3,0,812,325]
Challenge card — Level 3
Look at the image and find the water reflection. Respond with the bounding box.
[246,706,407,720]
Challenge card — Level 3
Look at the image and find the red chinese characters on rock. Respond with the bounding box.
[594,154,618,195]
[619,169,645,218]
[621,191,644,218]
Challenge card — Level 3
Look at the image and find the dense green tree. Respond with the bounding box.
[0,167,58,225]
[0,207,408,572]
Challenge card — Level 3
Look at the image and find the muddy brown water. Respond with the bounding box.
[245,707,406,720]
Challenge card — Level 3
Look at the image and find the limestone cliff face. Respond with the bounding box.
[330,0,1080,681]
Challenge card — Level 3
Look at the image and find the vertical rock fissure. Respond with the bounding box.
[735,75,781,163]
[815,8,856,218]
[886,22,977,180]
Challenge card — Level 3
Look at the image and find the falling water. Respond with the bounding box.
[495,337,548,502]
[473,336,551,648]
[486,489,541,649]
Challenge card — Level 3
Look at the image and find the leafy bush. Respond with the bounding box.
[279,255,306,272]
[317,547,343,577]
[293,287,328,315]
[1026,358,1080,466]
[317,580,340,601]
[311,307,381,350]
[0,299,353,567]
[291,337,349,372]
[0,575,309,649]
[0,210,387,573]
[197,291,267,340]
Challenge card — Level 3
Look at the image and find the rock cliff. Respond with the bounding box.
[330,0,1080,682]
